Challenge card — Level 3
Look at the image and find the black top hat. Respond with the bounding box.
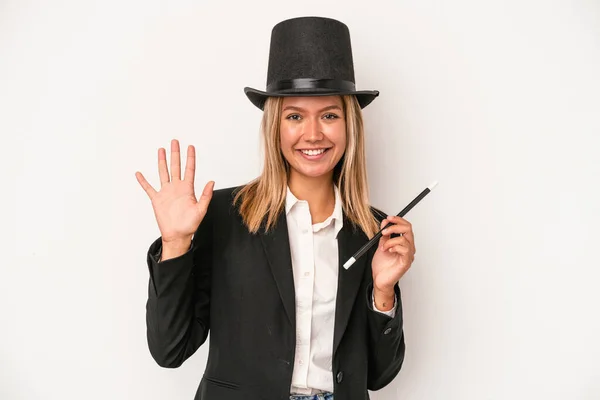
[244,16,379,110]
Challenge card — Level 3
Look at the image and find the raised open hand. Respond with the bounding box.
[136,139,214,246]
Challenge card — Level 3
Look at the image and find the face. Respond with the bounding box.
[279,96,346,182]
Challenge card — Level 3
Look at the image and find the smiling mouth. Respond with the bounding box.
[299,148,329,156]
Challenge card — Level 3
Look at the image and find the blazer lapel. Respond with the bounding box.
[259,211,296,327]
[259,210,370,354]
[333,216,369,357]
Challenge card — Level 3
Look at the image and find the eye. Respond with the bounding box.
[323,113,339,120]
[286,114,301,121]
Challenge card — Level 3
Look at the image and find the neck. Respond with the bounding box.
[288,172,336,224]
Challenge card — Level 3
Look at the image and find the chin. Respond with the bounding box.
[296,167,334,179]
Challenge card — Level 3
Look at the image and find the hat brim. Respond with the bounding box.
[244,87,379,110]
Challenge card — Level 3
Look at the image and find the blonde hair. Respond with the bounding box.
[233,95,380,238]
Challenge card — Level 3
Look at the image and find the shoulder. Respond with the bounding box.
[208,184,249,217]
[196,185,244,235]
[206,185,243,213]
[211,185,242,203]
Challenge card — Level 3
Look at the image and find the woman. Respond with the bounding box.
[135,17,414,400]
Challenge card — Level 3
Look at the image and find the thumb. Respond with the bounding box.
[197,180,215,215]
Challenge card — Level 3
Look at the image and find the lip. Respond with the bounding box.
[296,148,330,161]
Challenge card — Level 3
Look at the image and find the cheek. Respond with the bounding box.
[338,133,347,150]
[279,123,297,154]
[331,126,347,151]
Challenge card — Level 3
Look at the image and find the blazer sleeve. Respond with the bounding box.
[144,202,214,368]
[364,207,407,390]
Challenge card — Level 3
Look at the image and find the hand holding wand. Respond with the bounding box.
[343,181,438,269]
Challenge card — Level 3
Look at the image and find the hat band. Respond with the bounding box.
[267,78,356,93]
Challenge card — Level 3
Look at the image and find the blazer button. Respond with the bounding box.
[336,371,344,383]
[384,328,392,335]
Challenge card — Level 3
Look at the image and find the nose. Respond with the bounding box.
[303,117,324,142]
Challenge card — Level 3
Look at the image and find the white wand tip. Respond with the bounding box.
[428,181,439,190]
[343,257,356,269]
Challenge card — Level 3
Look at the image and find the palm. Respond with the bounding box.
[150,181,203,241]
[136,139,214,243]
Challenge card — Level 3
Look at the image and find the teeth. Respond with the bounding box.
[301,149,326,156]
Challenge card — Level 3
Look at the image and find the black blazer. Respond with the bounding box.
[145,186,406,400]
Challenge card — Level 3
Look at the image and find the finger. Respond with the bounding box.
[402,230,415,254]
[170,139,182,181]
[384,216,415,252]
[382,226,415,250]
[386,215,412,228]
[183,145,196,184]
[381,223,410,236]
[383,236,410,252]
[197,180,215,216]
[135,171,157,199]
[378,219,392,249]
[389,244,411,255]
[158,148,170,186]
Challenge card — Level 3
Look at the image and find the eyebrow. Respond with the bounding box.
[282,105,343,112]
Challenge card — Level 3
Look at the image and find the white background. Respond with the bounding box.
[1,0,599,399]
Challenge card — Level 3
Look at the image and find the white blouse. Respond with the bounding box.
[285,186,396,395]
